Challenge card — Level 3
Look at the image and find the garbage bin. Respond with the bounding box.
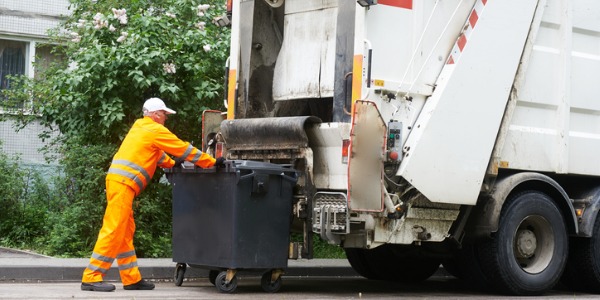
[168,160,297,293]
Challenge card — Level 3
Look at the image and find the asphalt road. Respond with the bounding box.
[2,276,599,300]
[1,247,599,299]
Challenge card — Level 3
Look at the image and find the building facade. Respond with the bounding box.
[0,0,69,165]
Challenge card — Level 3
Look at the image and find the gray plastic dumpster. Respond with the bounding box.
[167,160,297,293]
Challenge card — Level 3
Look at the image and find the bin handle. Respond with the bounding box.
[280,172,297,183]
[238,170,255,181]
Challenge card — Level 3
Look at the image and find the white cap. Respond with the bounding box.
[143,97,176,114]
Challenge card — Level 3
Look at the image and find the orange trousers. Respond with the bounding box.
[82,180,141,285]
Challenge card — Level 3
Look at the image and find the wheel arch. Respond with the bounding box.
[574,186,600,237]
[471,172,578,238]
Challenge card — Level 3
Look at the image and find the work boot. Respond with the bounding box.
[124,279,155,290]
[81,281,116,292]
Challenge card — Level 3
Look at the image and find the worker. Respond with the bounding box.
[81,97,224,292]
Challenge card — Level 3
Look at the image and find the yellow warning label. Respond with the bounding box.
[373,79,384,87]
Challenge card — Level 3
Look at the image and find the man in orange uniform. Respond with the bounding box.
[81,98,224,292]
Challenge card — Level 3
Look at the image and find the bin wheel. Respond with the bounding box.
[208,270,219,286]
[174,263,186,286]
[261,270,282,293]
[215,271,237,293]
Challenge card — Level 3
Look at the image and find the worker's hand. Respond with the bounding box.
[215,157,226,167]
[173,160,183,168]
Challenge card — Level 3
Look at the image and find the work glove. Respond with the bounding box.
[173,160,183,168]
[215,157,226,167]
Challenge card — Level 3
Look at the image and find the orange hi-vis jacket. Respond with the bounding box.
[106,116,215,195]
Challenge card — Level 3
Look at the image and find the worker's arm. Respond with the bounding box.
[154,126,216,168]
[157,150,176,168]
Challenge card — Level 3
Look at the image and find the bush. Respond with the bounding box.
[0,150,29,245]
[0,144,53,250]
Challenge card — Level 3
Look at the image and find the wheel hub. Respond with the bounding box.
[516,229,537,258]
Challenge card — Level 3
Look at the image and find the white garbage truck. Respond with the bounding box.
[209,0,600,295]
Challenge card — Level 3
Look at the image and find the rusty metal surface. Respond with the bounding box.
[221,116,321,151]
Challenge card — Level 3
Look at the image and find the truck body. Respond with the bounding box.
[212,0,600,295]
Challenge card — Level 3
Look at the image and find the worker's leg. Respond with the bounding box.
[82,181,135,283]
[116,208,142,285]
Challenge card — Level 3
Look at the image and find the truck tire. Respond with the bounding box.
[442,241,492,291]
[344,248,381,280]
[561,213,600,293]
[477,191,568,295]
[346,245,439,282]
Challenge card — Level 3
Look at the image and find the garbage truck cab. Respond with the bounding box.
[211,0,600,295]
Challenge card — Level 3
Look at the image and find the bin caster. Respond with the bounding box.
[261,269,283,293]
[215,270,237,293]
[174,263,186,286]
[208,270,219,286]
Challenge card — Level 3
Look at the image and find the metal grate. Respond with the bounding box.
[312,192,349,233]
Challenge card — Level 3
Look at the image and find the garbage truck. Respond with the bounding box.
[206,0,600,295]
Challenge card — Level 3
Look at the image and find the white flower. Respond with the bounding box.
[93,13,104,21]
[163,63,176,74]
[69,32,81,42]
[112,8,128,25]
[92,13,108,29]
[165,12,176,18]
[109,25,116,32]
[77,19,86,28]
[197,4,210,16]
[68,61,79,71]
[116,31,128,43]
[196,21,206,31]
[203,44,211,52]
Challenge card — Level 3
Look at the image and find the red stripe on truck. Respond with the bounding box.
[378,0,413,9]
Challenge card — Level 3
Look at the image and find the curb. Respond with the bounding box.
[0,258,358,282]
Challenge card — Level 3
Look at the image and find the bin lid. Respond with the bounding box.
[233,160,293,172]
[164,160,295,175]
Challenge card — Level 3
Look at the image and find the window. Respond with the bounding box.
[0,39,27,91]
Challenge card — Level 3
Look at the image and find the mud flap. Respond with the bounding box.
[348,101,386,212]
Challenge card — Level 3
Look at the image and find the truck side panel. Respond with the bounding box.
[499,0,600,176]
[397,0,540,204]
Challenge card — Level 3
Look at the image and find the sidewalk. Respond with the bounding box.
[0,247,357,282]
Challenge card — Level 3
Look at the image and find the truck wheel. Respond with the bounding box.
[477,191,568,295]
[215,271,237,293]
[561,213,600,293]
[346,245,439,282]
[174,263,186,286]
[344,248,380,280]
[442,241,492,291]
[373,245,440,283]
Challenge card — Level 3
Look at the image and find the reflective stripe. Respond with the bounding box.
[158,152,167,164]
[190,151,202,164]
[117,250,136,259]
[87,263,109,274]
[177,145,194,161]
[118,261,138,271]
[108,168,145,191]
[112,159,151,184]
[92,252,115,263]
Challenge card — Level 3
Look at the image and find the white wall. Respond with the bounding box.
[0,0,70,39]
